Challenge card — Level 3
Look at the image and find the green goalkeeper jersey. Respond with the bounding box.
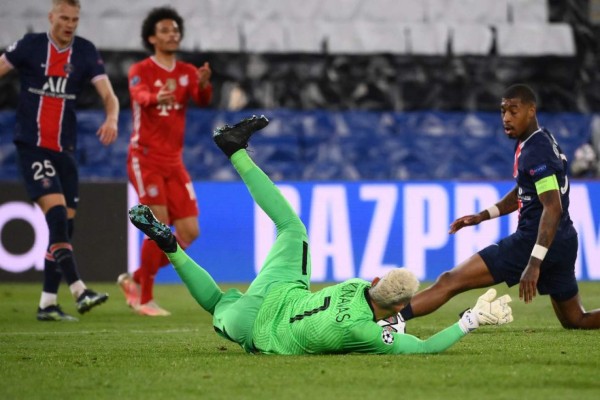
[251,279,466,355]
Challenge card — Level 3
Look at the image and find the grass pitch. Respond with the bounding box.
[1,282,599,400]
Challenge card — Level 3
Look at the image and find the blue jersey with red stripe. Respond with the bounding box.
[513,128,576,240]
[3,32,106,153]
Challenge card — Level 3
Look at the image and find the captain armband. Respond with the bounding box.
[534,175,559,195]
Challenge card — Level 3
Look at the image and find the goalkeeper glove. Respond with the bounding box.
[458,288,513,333]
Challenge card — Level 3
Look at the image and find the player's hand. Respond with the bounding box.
[97,119,118,145]
[197,62,212,89]
[157,84,176,105]
[448,214,484,234]
[459,289,513,332]
[519,260,541,303]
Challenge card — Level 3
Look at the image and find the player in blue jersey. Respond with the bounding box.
[0,0,119,321]
[395,84,600,331]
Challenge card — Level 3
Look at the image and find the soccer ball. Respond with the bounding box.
[377,313,405,334]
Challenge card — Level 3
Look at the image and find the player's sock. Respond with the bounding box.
[51,245,81,284]
[167,246,224,314]
[41,252,62,306]
[138,237,164,304]
[46,205,83,286]
[399,303,415,321]
[230,150,303,232]
[69,280,86,299]
[39,291,58,309]
[152,233,190,275]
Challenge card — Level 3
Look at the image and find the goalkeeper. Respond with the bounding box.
[128,116,513,355]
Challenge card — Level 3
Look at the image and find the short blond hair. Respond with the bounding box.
[369,269,419,308]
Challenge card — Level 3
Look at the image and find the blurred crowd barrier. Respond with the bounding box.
[0,109,593,181]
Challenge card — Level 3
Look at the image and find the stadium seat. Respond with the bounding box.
[361,0,426,22]
[509,0,549,23]
[427,0,509,24]
[241,20,287,53]
[184,17,241,52]
[496,23,575,56]
[319,0,363,21]
[451,24,494,55]
[405,24,449,55]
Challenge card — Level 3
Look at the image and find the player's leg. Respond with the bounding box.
[401,254,496,319]
[400,233,524,322]
[213,116,311,295]
[168,165,200,247]
[126,154,172,314]
[128,205,224,314]
[15,145,74,320]
[543,236,600,329]
[57,154,109,314]
[551,295,600,329]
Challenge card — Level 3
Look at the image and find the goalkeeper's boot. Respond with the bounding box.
[213,115,269,158]
[37,304,78,322]
[76,289,109,314]
[128,205,177,253]
[117,273,141,308]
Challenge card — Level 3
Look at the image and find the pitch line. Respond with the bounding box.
[0,327,200,336]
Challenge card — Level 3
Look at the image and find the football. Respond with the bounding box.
[377,313,405,334]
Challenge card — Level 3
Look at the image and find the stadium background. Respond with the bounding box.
[0,0,599,283]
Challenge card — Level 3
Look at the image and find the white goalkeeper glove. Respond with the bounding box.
[458,288,513,333]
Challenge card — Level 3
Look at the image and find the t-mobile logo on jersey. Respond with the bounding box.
[156,102,182,116]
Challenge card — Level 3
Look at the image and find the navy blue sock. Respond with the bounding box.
[399,303,414,321]
[46,206,69,243]
[52,248,80,284]
[46,206,80,285]
[42,256,62,294]
[67,218,75,240]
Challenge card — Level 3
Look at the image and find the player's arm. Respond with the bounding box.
[350,289,513,355]
[0,54,14,78]
[93,77,119,145]
[449,185,519,234]
[519,176,562,303]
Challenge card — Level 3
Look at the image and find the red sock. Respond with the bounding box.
[133,235,192,305]
[134,238,165,305]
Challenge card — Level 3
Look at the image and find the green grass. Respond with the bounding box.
[1,282,600,400]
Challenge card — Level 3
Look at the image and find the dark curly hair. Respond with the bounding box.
[141,7,184,53]
[503,84,538,106]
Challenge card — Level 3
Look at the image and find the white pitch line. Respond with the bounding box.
[0,328,200,336]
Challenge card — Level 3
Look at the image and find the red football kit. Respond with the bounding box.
[127,56,212,220]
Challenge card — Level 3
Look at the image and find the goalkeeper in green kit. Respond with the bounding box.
[129,115,514,355]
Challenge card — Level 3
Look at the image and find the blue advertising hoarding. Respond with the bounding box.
[128,180,600,283]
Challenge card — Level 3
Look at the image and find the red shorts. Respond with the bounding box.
[127,151,199,222]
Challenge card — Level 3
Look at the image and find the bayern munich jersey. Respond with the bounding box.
[128,57,212,165]
[251,279,417,355]
[513,128,576,240]
[2,32,106,153]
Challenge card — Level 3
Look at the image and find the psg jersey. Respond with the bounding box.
[3,32,106,153]
[513,128,576,239]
